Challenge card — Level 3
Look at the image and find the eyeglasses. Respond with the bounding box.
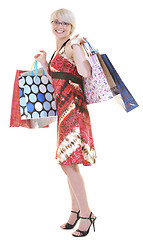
[51,20,71,27]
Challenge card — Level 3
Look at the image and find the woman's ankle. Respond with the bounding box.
[71,207,80,212]
[80,208,91,217]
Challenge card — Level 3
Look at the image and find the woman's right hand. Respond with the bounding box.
[34,50,47,65]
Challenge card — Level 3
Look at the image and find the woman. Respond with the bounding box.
[35,8,97,237]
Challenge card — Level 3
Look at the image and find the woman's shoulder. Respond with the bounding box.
[65,38,87,59]
[64,40,73,59]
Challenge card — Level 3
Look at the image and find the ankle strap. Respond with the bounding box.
[71,210,80,217]
[80,212,96,221]
[71,210,80,215]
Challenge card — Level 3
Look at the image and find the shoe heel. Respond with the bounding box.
[93,221,95,232]
[92,216,97,232]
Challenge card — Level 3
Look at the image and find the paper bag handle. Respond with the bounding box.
[30,60,46,76]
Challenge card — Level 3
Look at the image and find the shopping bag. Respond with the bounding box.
[101,54,139,112]
[10,70,34,128]
[83,40,139,112]
[19,60,57,120]
[10,61,57,129]
[96,53,120,96]
[83,41,114,104]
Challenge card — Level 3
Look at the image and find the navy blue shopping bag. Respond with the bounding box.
[101,54,139,112]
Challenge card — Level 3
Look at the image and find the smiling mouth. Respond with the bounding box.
[55,30,64,33]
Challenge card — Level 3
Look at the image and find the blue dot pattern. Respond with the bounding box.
[37,93,45,102]
[19,75,56,119]
[27,102,34,113]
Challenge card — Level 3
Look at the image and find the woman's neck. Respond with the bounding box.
[56,37,70,51]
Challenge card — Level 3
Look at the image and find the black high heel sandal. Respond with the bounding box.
[72,212,97,237]
[62,210,80,230]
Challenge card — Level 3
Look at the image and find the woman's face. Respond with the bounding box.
[51,18,72,39]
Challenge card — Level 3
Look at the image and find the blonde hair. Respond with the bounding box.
[50,8,76,34]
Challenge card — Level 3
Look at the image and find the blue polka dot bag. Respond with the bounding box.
[19,61,57,127]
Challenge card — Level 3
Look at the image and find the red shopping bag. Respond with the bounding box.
[10,70,31,128]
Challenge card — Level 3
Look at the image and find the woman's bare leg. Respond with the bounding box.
[61,164,95,236]
[60,178,80,228]
[68,178,79,211]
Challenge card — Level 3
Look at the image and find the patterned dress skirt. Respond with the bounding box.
[48,48,96,166]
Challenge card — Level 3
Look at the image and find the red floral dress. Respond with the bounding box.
[48,47,96,166]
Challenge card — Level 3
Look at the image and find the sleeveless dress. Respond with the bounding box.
[48,44,96,166]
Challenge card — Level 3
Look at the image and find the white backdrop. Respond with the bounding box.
[0,0,143,240]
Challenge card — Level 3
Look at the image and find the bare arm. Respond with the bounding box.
[65,36,92,78]
[72,44,91,78]
[34,51,52,82]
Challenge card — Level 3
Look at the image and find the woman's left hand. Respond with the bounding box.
[71,34,87,45]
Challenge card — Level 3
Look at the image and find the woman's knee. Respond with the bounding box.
[61,164,79,175]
